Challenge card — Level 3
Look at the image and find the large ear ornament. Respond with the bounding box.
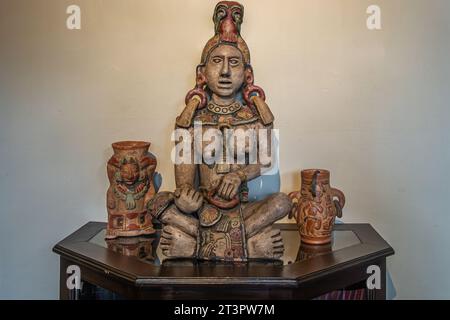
[185,65,207,108]
[243,67,266,107]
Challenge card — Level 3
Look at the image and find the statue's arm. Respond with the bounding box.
[239,164,262,182]
[175,163,196,189]
[172,126,204,213]
[173,126,197,189]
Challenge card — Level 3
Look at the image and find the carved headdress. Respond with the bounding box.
[200,1,250,65]
[178,1,274,128]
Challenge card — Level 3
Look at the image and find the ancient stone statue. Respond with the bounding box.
[147,1,292,261]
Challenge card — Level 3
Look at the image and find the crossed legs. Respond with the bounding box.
[158,192,292,259]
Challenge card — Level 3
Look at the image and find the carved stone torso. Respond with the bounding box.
[194,106,269,192]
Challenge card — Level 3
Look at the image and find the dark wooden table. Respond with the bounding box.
[53,222,394,300]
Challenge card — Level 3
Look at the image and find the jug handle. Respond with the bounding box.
[288,191,300,219]
[331,188,345,218]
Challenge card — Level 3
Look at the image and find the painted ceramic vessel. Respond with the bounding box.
[289,169,345,245]
[106,141,157,239]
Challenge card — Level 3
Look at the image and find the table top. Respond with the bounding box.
[53,222,394,288]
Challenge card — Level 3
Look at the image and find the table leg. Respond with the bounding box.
[374,258,387,300]
[59,257,70,300]
[59,257,83,300]
[366,258,387,300]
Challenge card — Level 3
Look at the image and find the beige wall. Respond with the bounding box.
[1,0,449,298]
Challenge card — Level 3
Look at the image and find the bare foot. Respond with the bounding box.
[159,225,197,258]
[247,226,284,259]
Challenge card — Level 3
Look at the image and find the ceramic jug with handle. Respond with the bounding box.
[289,169,345,245]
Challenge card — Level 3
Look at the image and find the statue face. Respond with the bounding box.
[205,44,245,100]
[120,163,140,186]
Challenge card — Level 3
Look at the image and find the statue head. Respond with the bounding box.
[185,1,265,108]
[119,158,140,186]
[204,44,245,101]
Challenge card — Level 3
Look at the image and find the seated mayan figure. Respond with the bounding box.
[147,1,292,261]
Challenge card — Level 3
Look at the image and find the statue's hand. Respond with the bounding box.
[174,187,204,214]
[218,173,241,200]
